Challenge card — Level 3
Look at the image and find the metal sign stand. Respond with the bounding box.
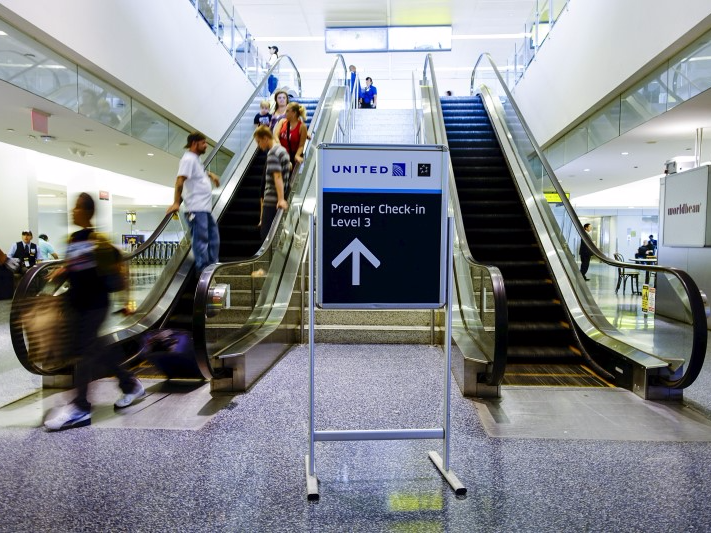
[305,214,466,500]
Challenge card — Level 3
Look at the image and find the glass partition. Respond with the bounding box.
[473,53,707,389]
[423,54,508,385]
[192,56,346,378]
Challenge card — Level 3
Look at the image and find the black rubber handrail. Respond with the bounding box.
[423,53,509,386]
[471,52,707,389]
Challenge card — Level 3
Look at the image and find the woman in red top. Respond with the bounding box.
[274,102,307,168]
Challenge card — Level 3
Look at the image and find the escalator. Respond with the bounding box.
[11,55,348,387]
[421,53,707,398]
[442,95,608,386]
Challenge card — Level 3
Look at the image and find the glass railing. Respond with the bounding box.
[472,53,708,389]
[423,54,508,386]
[507,0,570,87]
[542,27,711,169]
[192,56,347,378]
[10,56,307,375]
[189,0,262,86]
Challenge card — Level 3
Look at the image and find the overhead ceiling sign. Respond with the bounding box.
[325,26,452,53]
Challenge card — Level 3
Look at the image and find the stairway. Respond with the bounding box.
[442,95,584,365]
[350,109,415,144]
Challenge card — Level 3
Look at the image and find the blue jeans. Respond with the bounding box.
[188,211,220,273]
[268,74,278,94]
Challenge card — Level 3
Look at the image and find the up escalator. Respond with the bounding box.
[442,95,608,386]
[11,56,348,387]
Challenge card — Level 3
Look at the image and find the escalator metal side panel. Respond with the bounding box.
[209,87,345,392]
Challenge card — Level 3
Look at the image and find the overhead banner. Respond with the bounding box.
[317,144,448,308]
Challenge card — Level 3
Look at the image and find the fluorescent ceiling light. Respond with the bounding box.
[253,36,325,42]
[0,31,7,36]
[452,33,529,40]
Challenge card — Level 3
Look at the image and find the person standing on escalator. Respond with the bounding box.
[579,222,593,281]
[167,131,221,275]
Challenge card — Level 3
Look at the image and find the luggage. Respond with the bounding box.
[137,329,202,379]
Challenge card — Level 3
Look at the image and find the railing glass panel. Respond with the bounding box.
[424,54,508,384]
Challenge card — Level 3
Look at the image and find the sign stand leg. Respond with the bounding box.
[305,214,320,500]
[428,217,466,495]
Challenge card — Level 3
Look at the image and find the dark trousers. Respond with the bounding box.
[580,255,591,277]
[268,75,278,94]
[260,205,278,242]
[71,306,136,411]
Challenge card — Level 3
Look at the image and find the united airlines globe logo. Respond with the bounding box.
[392,163,406,176]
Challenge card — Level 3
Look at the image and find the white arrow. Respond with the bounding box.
[331,238,381,285]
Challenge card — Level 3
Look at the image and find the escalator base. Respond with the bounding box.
[502,364,611,387]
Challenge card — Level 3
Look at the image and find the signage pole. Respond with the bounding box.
[305,214,319,500]
[428,217,466,495]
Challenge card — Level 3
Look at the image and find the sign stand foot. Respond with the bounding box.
[305,455,319,501]
[428,451,467,496]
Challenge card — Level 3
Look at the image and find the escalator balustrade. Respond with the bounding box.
[442,95,606,386]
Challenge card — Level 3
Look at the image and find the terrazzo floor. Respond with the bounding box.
[2,261,711,531]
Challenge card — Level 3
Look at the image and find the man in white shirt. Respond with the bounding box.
[167,132,221,274]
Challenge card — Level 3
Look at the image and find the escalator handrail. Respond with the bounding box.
[192,54,347,378]
[471,52,707,389]
[423,53,509,385]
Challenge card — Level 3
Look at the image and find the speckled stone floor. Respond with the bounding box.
[2,342,711,532]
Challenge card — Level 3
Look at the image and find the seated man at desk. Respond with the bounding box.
[635,240,655,259]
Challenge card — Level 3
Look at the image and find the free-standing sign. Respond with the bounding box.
[317,144,448,308]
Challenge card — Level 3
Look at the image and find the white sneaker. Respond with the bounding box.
[114,380,146,409]
[44,404,91,431]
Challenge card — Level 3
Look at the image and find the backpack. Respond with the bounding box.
[91,232,128,293]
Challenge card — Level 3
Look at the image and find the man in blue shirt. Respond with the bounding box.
[359,77,377,109]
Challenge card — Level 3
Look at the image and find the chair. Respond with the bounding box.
[613,253,640,295]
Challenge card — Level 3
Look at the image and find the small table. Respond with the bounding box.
[633,257,658,285]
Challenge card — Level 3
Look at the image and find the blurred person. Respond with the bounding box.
[0,247,19,299]
[348,65,360,104]
[267,45,279,94]
[253,126,289,243]
[43,193,145,431]
[253,99,272,128]
[0,248,20,271]
[167,131,221,274]
[274,101,307,168]
[359,77,377,109]
[648,234,657,253]
[38,234,59,260]
[579,223,593,281]
[9,230,42,273]
[270,89,289,130]
[635,240,655,259]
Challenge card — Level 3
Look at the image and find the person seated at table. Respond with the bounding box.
[635,240,655,259]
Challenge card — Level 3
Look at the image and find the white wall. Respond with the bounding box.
[512,0,711,146]
[0,140,173,252]
[0,0,256,141]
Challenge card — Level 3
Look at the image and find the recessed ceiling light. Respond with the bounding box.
[85,129,93,132]
[6,128,14,132]
[646,140,657,144]
[628,206,636,209]
[621,152,629,155]
[147,153,154,157]
[583,168,590,172]
[0,31,8,36]
[117,142,129,147]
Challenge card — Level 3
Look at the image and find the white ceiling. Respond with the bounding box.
[1,0,709,210]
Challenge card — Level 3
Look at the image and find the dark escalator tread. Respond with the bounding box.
[501,364,610,387]
[443,93,593,376]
